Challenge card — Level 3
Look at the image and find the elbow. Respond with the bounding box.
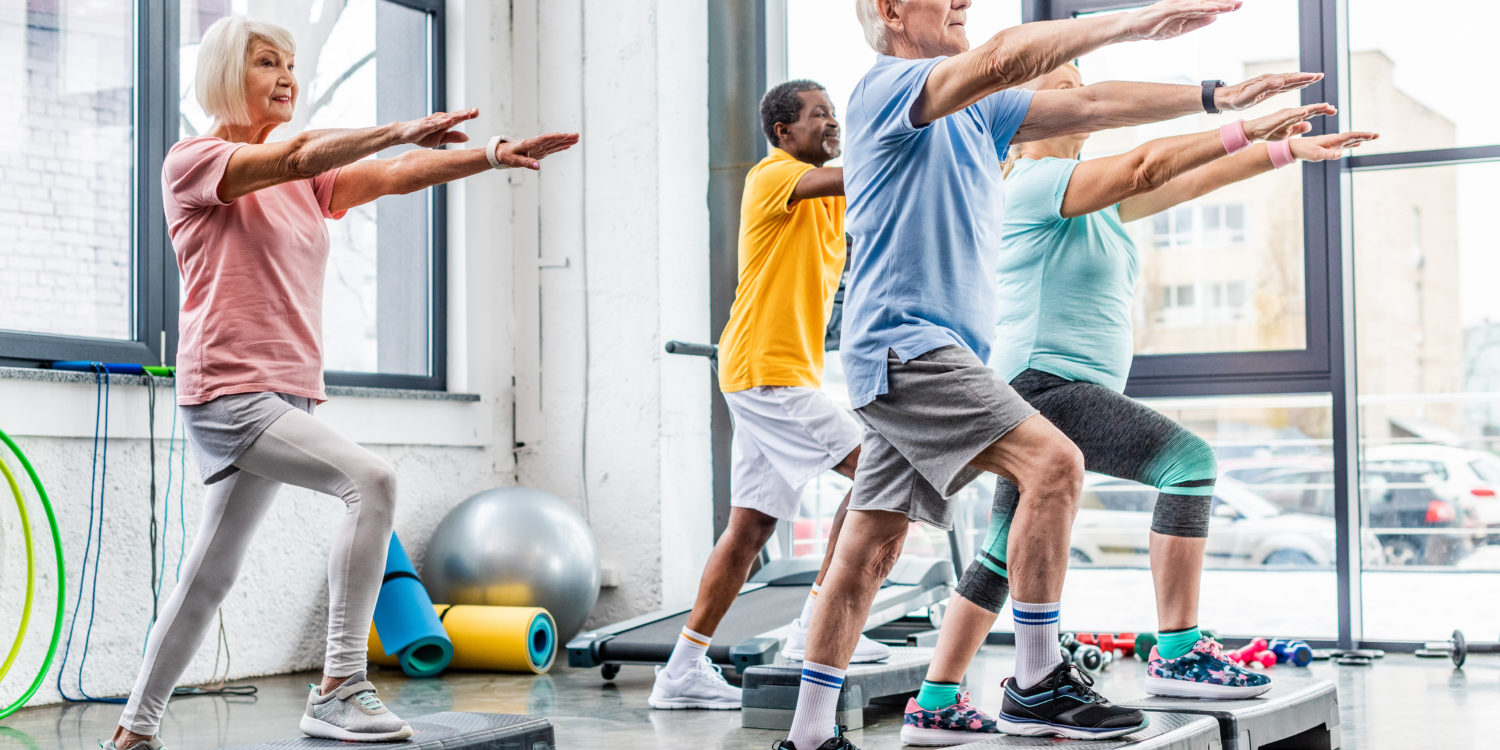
[1126,152,1168,195]
[281,133,322,180]
[979,34,1049,92]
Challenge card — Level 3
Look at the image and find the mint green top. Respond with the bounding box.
[990,157,1139,392]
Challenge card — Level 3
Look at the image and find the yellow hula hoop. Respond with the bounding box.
[0,451,35,681]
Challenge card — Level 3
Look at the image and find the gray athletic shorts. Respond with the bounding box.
[180,392,315,484]
[850,346,1037,529]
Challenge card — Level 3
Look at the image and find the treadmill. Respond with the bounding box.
[565,554,955,680]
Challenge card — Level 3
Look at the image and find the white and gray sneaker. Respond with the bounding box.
[101,738,167,750]
[781,617,891,664]
[648,656,742,710]
[299,672,414,742]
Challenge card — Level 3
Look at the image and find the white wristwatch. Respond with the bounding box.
[486,134,515,170]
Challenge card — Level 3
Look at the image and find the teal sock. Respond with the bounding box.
[1156,626,1201,660]
[916,680,960,711]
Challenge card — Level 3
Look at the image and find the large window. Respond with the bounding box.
[0,1,142,355]
[1073,0,1314,363]
[0,0,446,389]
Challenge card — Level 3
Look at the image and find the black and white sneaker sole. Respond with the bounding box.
[995,714,1149,741]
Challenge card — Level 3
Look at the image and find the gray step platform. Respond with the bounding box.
[741,646,935,731]
[949,713,1223,750]
[218,712,554,749]
[1117,677,1339,750]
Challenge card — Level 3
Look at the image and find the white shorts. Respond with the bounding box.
[723,386,863,521]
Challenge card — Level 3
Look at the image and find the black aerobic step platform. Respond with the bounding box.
[1117,677,1339,750]
[218,712,554,750]
[949,713,1224,750]
[740,646,937,731]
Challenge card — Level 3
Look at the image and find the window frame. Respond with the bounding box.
[0,0,449,392]
[1026,0,1339,399]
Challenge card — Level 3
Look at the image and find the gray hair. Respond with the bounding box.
[855,0,906,54]
[196,14,297,126]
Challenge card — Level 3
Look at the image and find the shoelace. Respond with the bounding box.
[770,724,850,750]
[355,690,384,710]
[1043,661,1104,700]
[1197,637,1228,660]
[953,690,976,710]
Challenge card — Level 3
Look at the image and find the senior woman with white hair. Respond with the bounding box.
[106,15,577,750]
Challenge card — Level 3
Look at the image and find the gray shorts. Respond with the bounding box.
[849,346,1037,529]
[180,392,315,484]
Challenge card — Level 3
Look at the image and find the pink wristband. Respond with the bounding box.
[1268,139,1296,169]
[1220,120,1251,155]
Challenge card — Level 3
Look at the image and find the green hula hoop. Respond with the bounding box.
[0,452,35,681]
[0,427,66,721]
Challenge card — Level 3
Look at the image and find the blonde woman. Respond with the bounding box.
[107,15,576,750]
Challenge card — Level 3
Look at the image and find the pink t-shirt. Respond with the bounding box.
[162,136,346,405]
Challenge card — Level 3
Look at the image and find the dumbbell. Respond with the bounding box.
[1226,638,1276,669]
[1133,632,1157,661]
[1059,634,1112,674]
[1268,639,1314,667]
[1415,629,1468,668]
[1099,633,1137,658]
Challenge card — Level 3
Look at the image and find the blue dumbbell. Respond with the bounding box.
[1269,638,1313,667]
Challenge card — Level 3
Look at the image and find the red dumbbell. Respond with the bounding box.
[1226,638,1275,669]
[1098,633,1137,658]
[1076,633,1099,647]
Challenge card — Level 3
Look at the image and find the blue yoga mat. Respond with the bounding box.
[371,533,453,677]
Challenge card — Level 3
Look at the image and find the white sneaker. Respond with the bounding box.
[781,618,892,664]
[648,656,742,710]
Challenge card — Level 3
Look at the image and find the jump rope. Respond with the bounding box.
[48,364,254,706]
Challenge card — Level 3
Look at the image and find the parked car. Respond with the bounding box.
[1251,458,1477,566]
[1364,444,1500,534]
[1068,476,1345,568]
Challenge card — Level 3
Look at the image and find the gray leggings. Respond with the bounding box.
[118,408,397,735]
[957,368,1217,612]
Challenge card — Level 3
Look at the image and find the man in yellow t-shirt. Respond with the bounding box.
[650,80,889,712]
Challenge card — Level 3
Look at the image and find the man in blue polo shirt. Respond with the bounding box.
[775,1,1323,748]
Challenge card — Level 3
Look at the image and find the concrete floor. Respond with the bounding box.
[5,647,1495,750]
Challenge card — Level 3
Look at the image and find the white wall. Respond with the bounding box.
[0,0,711,708]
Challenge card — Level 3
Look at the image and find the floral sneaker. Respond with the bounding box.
[899,691,1002,746]
[1145,637,1272,699]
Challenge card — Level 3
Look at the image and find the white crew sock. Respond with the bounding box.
[1012,600,1062,689]
[663,626,711,679]
[787,660,845,750]
[797,582,822,627]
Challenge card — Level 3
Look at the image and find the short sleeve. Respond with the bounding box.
[162,137,244,211]
[311,167,347,220]
[1005,157,1078,225]
[746,153,815,222]
[856,56,944,145]
[979,88,1034,149]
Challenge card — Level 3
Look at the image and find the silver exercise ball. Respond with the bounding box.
[422,487,601,643]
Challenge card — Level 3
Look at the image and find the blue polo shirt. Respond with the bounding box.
[840,54,1033,408]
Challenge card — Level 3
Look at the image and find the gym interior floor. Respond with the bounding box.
[6,646,1492,749]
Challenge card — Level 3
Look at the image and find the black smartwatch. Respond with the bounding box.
[1202,80,1226,114]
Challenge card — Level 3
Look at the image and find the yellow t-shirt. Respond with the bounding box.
[718,148,847,392]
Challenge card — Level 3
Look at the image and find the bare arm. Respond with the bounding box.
[1014,72,1323,143]
[790,167,844,202]
[1058,104,1334,218]
[1117,129,1378,222]
[911,0,1242,127]
[216,109,479,203]
[329,131,580,213]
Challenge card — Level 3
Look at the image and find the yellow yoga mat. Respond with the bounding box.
[371,604,556,675]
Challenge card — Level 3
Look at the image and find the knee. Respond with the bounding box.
[1031,440,1085,500]
[725,512,778,549]
[956,560,1009,614]
[844,524,905,581]
[348,456,398,516]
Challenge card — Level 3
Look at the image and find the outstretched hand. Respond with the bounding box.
[1217,73,1323,112]
[1290,131,1379,162]
[395,109,479,148]
[1245,103,1336,141]
[1126,0,1242,42]
[493,131,581,170]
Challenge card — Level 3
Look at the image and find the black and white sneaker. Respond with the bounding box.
[996,662,1148,740]
[772,726,859,750]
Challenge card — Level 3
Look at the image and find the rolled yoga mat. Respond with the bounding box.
[371,605,556,675]
[439,604,556,674]
[369,533,453,677]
